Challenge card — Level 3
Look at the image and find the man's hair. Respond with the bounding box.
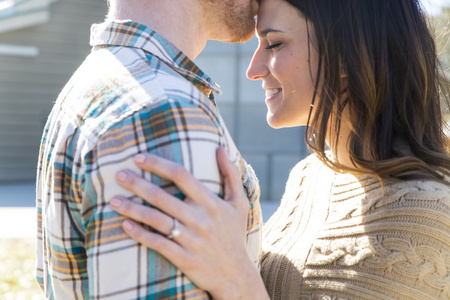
[287,0,450,179]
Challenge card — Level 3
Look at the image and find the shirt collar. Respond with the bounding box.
[90,20,222,97]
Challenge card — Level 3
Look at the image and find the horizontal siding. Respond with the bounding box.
[0,0,108,182]
[0,0,306,202]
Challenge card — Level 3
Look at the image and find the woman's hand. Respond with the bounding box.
[110,147,269,300]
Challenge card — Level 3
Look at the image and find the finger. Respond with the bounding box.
[111,196,178,237]
[216,147,247,204]
[112,197,193,244]
[133,154,217,205]
[122,219,190,268]
[116,170,190,222]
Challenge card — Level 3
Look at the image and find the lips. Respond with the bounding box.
[265,88,282,98]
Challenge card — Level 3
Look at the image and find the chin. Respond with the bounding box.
[267,115,305,129]
[231,24,256,43]
[266,115,283,129]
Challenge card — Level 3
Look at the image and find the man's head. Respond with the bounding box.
[106,0,259,58]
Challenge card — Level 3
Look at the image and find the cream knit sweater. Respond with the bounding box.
[261,154,450,300]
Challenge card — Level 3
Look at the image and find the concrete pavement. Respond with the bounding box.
[0,182,37,238]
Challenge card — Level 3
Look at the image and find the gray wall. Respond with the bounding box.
[0,0,108,182]
[0,0,309,202]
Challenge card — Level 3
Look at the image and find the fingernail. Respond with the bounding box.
[116,171,127,182]
[110,198,122,208]
[219,147,230,159]
[135,154,146,164]
[123,220,134,231]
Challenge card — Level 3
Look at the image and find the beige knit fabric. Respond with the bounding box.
[261,154,450,300]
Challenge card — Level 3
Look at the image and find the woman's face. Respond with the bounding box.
[246,0,321,129]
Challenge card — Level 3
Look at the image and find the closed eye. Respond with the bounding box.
[265,43,282,50]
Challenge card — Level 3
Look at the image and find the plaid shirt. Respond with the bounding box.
[36,21,262,300]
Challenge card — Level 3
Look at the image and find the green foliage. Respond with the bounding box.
[0,239,43,300]
[429,6,450,117]
[431,6,450,72]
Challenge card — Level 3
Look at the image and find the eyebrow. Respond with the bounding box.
[258,28,284,38]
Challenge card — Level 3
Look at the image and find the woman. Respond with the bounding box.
[110,0,450,298]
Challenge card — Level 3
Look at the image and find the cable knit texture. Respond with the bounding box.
[261,154,450,300]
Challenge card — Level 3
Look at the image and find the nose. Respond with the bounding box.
[246,43,269,81]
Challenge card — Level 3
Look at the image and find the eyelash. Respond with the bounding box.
[265,43,282,50]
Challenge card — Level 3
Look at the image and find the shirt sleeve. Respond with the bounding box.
[78,97,225,299]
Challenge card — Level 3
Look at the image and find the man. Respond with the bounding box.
[35,0,262,298]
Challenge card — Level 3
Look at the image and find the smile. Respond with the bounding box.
[266,88,282,98]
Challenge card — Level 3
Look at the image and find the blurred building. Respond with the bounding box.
[3,1,446,204]
[0,0,308,203]
[0,0,108,181]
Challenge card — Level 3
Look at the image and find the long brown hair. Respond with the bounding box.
[287,0,450,179]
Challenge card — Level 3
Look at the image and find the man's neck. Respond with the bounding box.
[107,0,207,60]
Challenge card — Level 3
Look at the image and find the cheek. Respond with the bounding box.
[270,56,294,84]
[271,50,306,84]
